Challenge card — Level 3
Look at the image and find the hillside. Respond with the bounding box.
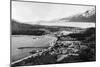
[60,8,96,22]
[11,20,51,35]
[11,20,83,35]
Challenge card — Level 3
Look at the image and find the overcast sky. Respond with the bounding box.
[12,1,94,23]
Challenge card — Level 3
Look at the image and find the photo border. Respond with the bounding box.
[10,0,96,67]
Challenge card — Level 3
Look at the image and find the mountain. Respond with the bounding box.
[11,20,34,31]
[11,20,51,35]
[60,8,96,22]
[11,20,83,35]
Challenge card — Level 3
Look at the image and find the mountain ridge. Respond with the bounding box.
[59,8,96,22]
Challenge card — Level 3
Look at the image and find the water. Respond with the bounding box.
[11,35,56,62]
[39,22,95,28]
[11,22,95,62]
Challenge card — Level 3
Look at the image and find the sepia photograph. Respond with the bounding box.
[11,0,96,67]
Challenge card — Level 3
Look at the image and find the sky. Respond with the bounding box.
[12,1,94,23]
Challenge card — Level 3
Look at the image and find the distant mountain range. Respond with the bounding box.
[11,8,95,35]
[60,8,96,22]
[11,20,83,35]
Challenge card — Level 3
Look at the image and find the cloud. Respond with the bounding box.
[12,1,94,23]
